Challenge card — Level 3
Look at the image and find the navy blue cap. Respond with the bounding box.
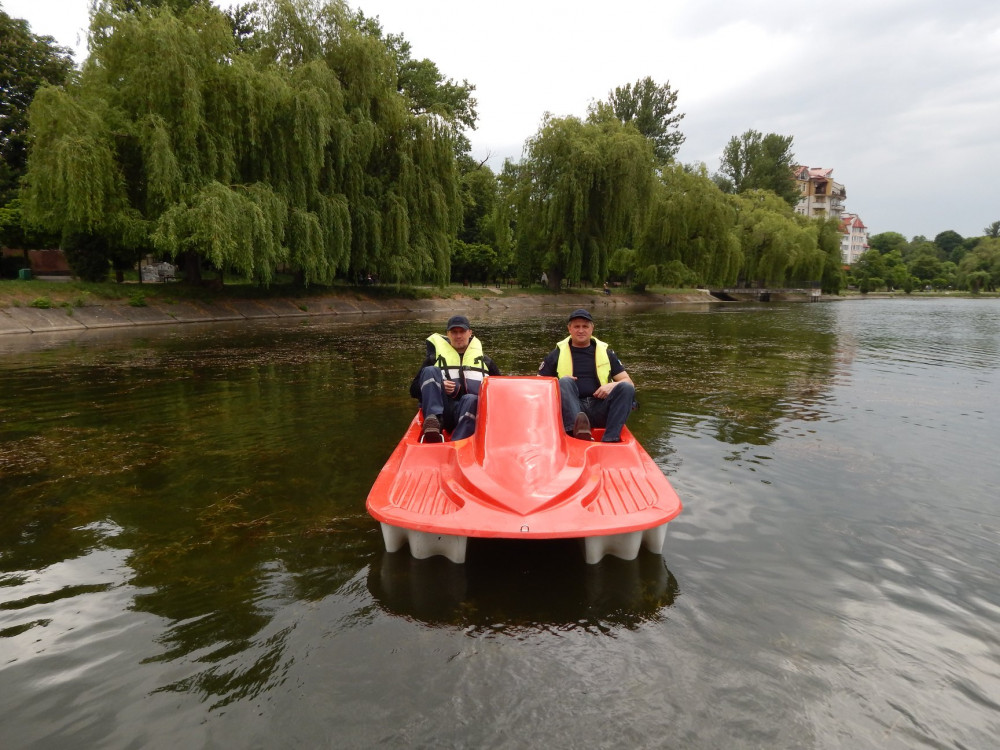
[567,308,593,322]
[446,315,471,330]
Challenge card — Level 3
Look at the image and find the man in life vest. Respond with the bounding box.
[537,308,636,442]
[409,315,502,443]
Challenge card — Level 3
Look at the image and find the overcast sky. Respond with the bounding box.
[6,0,1000,240]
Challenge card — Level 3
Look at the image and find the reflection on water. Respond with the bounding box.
[2,299,1000,748]
[369,542,678,632]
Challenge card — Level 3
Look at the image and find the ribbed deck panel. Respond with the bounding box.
[388,470,460,515]
[587,467,659,515]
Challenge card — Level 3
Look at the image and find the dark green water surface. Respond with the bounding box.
[2,299,998,748]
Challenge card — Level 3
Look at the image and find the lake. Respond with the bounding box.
[1,298,998,749]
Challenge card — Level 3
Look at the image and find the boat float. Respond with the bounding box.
[366,376,683,564]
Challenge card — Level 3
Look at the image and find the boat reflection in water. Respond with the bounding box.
[367,539,679,631]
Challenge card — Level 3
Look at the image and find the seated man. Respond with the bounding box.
[537,308,635,443]
[409,315,502,442]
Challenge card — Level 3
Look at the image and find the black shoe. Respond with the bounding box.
[571,412,593,441]
[421,414,444,443]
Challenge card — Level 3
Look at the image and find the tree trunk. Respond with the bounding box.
[181,251,202,285]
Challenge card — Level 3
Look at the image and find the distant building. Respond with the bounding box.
[793,166,846,219]
[839,213,869,265]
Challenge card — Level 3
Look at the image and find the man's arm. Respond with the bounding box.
[594,350,633,398]
[593,370,632,398]
[537,349,559,377]
[409,353,435,399]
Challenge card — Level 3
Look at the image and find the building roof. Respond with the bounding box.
[795,166,835,181]
[840,213,867,230]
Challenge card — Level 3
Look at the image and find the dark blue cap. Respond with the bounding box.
[446,315,471,330]
[567,308,593,322]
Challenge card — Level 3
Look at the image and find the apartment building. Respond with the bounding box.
[839,213,869,265]
[793,166,847,219]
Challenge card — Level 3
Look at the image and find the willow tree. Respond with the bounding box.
[22,0,462,286]
[636,163,741,287]
[732,190,825,285]
[254,0,462,285]
[815,216,846,294]
[509,114,655,289]
[957,238,1000,291]
[0,9,76,205]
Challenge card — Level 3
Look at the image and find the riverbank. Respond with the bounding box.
[3,280,986,336]
[0,284,718,335]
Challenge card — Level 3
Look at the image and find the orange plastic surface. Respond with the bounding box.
[366,376,683,539]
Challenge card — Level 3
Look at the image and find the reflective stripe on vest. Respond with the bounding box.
[555,336,611,385]
[427,333,489,395]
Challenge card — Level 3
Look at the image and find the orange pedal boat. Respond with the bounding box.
[366,376,683,563]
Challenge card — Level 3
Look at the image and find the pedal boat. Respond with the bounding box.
[366,376,682,564]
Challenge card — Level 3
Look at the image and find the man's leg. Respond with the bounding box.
[599,381,636,442]
[449,394,479,440]
[558,376,584,434]
[418,366,445,417]
[418,366,445,441]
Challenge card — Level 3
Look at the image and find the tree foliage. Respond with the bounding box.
[636,164,739,287]
[815,216,846,294]
[731,190,824,284]
[348,8,476,149]
[868,231,908,256]
[908,250,943,281]
[715,129,799,207]
[508,114,655,289]
[450,240,498,284]
[933,230,963,260]
[0,9,75,205]
[0,197,58,252]
[21,0,464,286]
[11,0,858,296]
[595,76,685,163]
[957,237,1000,291]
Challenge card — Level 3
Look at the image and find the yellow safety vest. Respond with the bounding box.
[427,333,489,395]
[555,336,611,384]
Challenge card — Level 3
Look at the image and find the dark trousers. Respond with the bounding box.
[417,366,479,440]
[558,376,635,442]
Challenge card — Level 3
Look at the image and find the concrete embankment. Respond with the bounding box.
[0,290,719,336]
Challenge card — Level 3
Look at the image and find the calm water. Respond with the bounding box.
[1,299,999,749]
